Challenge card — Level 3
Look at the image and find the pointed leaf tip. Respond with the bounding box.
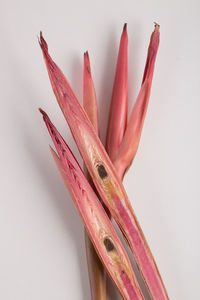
[39,109,53,132]
[123,23,127,31]
[154,22,160,30]
[84,51,89,57]
[84,51,91,74]
[39,107,48,119]
[39,32,49,55]
[122,23,128,39]
[38,107,44,114]
[105,22,128,161]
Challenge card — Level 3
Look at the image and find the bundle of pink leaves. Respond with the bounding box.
[39,23,169,300]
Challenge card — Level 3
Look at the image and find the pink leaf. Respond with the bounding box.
[106,24,128,162]
[40,108,144,300]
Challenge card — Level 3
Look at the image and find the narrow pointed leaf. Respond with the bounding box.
[83,51,106,300]
[106,23,128,161]
[114,24,160,179]
[40,109,144,300]
[39,32,169,300]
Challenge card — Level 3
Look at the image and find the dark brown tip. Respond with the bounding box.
[39,108,56,138]
[97,164,108,179]
[38,31,48,54]
[38,108,50,123]
[123,23,127,31]
[122,23,128,39]
[104,238,115,252]
[84,51,90,63]
[84,51,91,74]
[39,107,46,116]
[84,51,89,58]
[154,22,160,30]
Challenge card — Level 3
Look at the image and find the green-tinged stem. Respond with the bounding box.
[85,232,107,300]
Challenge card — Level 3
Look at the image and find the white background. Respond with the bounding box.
[1,0,199,299]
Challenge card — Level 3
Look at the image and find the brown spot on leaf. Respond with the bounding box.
[104,238,115,252]
[97,165,108,179]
